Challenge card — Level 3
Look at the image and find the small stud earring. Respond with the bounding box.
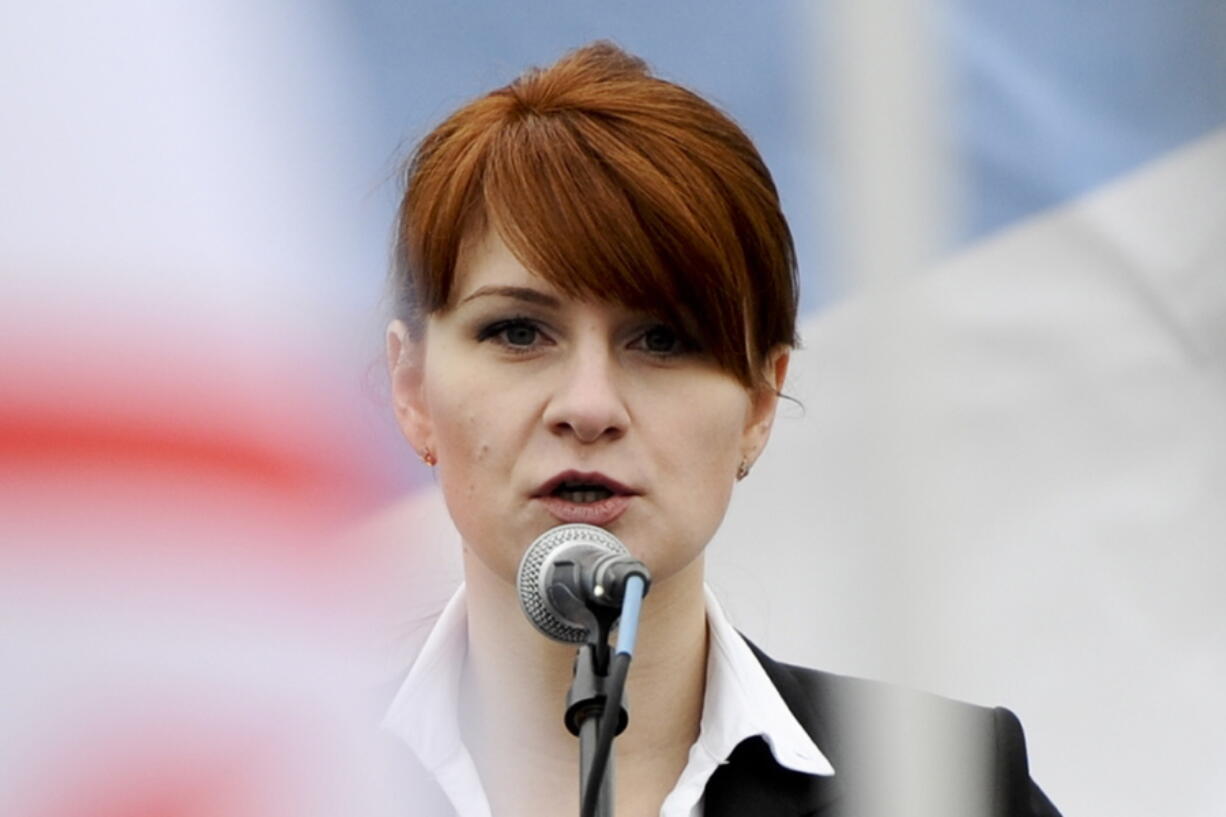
[736,460,750,481]
[419,449,437,467]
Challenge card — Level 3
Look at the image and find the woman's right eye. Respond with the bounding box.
[477,318,549,352]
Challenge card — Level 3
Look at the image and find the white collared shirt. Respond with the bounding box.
[382,584,832,816]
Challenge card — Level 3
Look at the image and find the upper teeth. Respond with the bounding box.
[558,484,612,503]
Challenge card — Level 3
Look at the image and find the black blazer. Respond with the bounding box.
[703,639,1062,817]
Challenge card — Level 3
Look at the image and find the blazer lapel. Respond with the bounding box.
[702,637,846,816]
[703,735,842,817]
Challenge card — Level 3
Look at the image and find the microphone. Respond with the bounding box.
[517,523,652,644]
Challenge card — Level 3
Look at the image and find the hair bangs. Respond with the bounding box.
[482,109,755,384]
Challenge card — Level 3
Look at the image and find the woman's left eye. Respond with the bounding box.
[632,324,690,357]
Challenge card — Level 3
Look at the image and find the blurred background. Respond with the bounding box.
[2,1,1224,815]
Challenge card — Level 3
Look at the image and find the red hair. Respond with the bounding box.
[393,41,797,387]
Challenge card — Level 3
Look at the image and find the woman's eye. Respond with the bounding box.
[635,324,689,356]
[502,322,538,346]
[477,318,547,351]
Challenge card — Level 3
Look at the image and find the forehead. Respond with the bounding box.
[451,228,538,298]
[450,228,645,319]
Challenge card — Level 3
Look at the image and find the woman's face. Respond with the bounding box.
[389,230,787,585]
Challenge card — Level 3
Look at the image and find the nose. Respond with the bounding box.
[543,344,630,444]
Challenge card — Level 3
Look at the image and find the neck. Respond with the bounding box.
[460,545,708,816]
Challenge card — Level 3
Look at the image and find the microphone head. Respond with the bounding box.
[517,523,629,643]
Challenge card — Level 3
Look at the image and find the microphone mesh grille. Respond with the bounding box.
[517,524,628,643]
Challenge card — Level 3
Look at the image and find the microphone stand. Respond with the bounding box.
[564,640,626,817]
[527,540,648,817]
[561,610,627,814]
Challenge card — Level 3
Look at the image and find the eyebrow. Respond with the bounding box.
[457,285,562,308]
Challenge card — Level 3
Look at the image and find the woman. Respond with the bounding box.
[382,42,1059,817]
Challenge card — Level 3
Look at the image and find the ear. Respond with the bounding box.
[387,319,434,456]
[739,346,791,470]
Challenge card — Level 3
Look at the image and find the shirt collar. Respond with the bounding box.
[697,586,834,776]
[382,587,491,817]
[382,584,833,817]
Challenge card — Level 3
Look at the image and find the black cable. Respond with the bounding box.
[579,650,631,817]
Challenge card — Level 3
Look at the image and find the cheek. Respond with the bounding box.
[422,361,535,575]
[422,337,503,459]
[424,368,494,499]
[683,410,742,520]
[656,382,747,477]
[638,380,748,570]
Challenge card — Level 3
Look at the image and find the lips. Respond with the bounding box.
[533,470,639,526]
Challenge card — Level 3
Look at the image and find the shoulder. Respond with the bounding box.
[750,642,1007,760]
[738,638,1062,817]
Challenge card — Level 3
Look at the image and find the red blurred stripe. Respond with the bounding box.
[1,410,330,496]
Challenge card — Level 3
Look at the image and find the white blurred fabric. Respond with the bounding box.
[709,125,1226,817]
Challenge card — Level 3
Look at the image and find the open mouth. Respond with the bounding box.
[552,481,615,504]
[535,471,636,525]
[535,470,636,503]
